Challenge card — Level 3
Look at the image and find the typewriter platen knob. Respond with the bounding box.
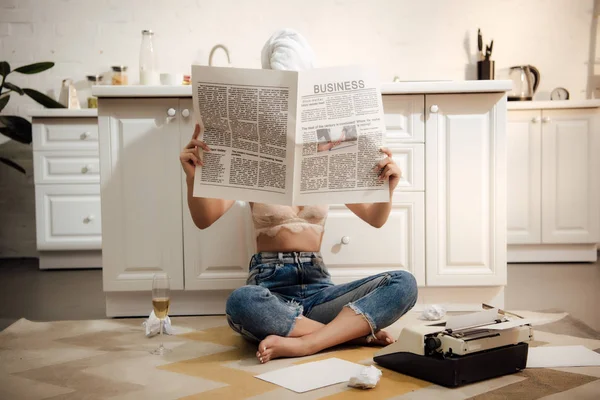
[425,336,442,354]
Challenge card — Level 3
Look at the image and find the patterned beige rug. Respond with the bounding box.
[1,311,599,399]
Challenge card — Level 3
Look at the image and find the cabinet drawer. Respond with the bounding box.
[388,143,424,191]
[32,118,99,151]
[34,151,99,184]
[321,193,425,285]
[35,185,102,250]
[383,95,425,142]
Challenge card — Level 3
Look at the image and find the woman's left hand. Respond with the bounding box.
[375,148,402,192]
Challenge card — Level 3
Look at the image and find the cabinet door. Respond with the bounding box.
[425,94,506,286]
[382,95,425,142]
[320,193,425,286]
[180,98,255,290]
[388,143,425,192]
[506,110,542,244]
[541,109,600,243]
[35,184,101,250]
[100,99,184,291]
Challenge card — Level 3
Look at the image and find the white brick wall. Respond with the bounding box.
[0,0,595,120]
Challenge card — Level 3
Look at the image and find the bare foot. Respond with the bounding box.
[256,335,312,363]
[351,329,396,347]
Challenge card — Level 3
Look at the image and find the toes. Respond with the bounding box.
[260,350,273,363]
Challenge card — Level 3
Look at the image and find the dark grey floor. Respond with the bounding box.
[0,258,105,331]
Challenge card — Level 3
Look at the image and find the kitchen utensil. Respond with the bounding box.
[508,65,540,101]
[477,60,495,80]
[59,79,80,109]
[478,29,483,61]
[484,40,494,60]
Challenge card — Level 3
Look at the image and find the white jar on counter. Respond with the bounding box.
[140,29,160,85]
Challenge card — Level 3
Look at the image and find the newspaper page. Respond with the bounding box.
[293,66,389,205]
[192,65,388,205]
[192,66,297,204]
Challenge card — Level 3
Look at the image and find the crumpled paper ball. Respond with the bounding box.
[348,366,382,389]
[421,304,447,321]
[142,310,175,337]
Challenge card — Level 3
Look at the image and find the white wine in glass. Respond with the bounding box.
[151,272,171,355]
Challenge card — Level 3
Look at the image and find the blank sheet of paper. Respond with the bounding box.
[526,345,600,368]
[255,357,364,393]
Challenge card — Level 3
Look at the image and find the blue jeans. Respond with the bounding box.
[226,252,418,343]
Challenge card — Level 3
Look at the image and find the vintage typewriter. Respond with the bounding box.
[374,307,533,387]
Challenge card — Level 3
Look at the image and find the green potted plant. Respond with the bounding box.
[0,61,65,173]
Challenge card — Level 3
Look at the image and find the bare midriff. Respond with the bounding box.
[256,229,323,252]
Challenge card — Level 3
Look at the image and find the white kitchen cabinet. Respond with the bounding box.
[183,201,255,290]
[382,95,425,142]
[181,98,257,291]
[321,194,425,286]
[95,83,509,316]
[35,184,101,250]
[33,151,100,184]
[99,99,185,291]
[541,109,600,243]
[387,143,425,192]
[30,110,102,269]
[506,111,542,244]
[33,118,99,151]
[507,105,600,262]
[425,94,507,286]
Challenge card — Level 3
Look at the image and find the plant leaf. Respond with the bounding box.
[0,116,33,144]
[23,88,65,108]
[0,156,26,174]
[0,94,8,112]
[0,61,10,77]
[14,62,54,75]
[3,82,24,95]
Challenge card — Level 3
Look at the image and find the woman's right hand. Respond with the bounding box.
[180,124,211,182]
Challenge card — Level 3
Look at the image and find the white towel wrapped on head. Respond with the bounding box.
[261,28,316,71]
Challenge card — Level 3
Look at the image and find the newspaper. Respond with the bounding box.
[192,65,389,205]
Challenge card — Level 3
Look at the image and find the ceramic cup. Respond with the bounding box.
[160,73,183,86]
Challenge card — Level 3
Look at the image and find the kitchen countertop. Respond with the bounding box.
[92,80,513,97]
[507,100,600,110]
[381,80,512,94]
[28,109,98,117]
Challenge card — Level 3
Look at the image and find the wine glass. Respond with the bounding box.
[151,272,171,355]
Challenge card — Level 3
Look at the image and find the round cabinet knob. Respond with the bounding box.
[531,117,541,123]
[542,116,551,123]
[83,215,95,223]
[167,108,176,117]
[80,131,91,140]
[430,105,439,113]
[81,164,93,174]
[341,236,350,245]
[181,109,190,118]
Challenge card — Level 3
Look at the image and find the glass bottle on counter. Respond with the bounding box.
[140,30,159,85]
[111,66,128,85]
[86,74,103,108]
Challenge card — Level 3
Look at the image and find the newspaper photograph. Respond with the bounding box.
[192,65,388,205]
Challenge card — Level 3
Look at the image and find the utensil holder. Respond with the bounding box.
[477,60,495,80]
